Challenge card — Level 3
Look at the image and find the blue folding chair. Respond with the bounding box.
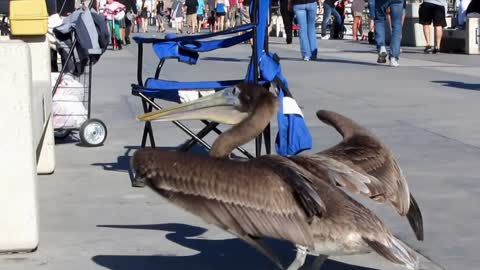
[131,0,312,158]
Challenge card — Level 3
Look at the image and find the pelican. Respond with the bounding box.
[132,83,420,270]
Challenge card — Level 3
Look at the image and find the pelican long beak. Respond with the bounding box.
[137,88,248,125]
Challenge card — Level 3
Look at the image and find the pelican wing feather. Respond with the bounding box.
[132,148,320,248]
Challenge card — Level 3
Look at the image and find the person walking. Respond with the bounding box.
[367,0,376,44]
[185,0,198,33]
[289,0,320,61]
[419,0,447,53]
[117,0,137,44]
[351,0,365,40]
[171,0,184,34]
[215,0,227,31]
[374,0,403,66]
[279,0,294,44]
[155,0,166,32]
[197,0,206,32]
[140,6,149,33]
[320,0,342,39]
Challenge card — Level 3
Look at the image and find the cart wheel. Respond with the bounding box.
[79,119,107,147]
[54,129,71,140]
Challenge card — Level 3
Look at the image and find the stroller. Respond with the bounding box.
[51,7,109,146]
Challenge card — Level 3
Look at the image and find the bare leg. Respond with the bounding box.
[358,17,363,38]
[309,255,329,270]
[287,245,308,270]
[219,15,225,31]
[352,17,358,40]
[120,27,125,43]
[434,25,442,48]
[423,24,431,46]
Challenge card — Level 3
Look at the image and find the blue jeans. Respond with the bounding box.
[374,0,403,59]
[321,3,342,36]
[368,0,376,19]
[294,2,318,59]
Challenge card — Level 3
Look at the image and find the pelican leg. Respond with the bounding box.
[287,245,308,270]
[239,235,284,270]
[309,255,328,270]
[131,175,146,188]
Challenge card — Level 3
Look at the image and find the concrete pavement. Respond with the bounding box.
[1,33,479,270]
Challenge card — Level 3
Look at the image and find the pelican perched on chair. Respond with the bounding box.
[132,82,421,270]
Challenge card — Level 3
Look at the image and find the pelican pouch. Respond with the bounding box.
[9,0,48,35]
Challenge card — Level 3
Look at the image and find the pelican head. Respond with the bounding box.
[137,82,271,125]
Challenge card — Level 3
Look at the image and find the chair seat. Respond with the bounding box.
[132,78,246,103]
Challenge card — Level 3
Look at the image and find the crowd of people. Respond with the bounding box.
[95,0,256,45]
[60,0,479,64]
[286,0,480,66]
[157,0,252,34]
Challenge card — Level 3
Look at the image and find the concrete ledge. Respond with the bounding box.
[441,18,480,54]
[0,40,39,252]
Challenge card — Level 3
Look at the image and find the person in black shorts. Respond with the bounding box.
[117,0,137,44]
[419,0,447,54]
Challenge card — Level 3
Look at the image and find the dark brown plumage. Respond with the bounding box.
[132,83,420,270]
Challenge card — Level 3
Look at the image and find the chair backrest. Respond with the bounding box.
[245,0,270,83]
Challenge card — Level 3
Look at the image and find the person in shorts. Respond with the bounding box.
[351,0,365,40]
[215,0,227,31]
[171,0,184,34]
[155,0,166,32]
[196,0,205,32]
[117,0,137,44]
[419,0,447,53]
[185,0,198,33]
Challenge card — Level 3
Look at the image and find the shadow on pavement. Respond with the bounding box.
[93,223,378,270]
[280,56,379,67]
[432,80,480,91]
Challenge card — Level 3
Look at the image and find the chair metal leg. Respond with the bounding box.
[179,121,220,151]
[140,99,156,148]
[264,123,271,155]
[255,135,262,157]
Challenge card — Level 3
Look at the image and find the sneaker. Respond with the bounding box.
[433,47,439,54]
[424,45,433,54]
[303,56,310,61]
[320,34,330,40]
[377,46,387,64]
[389,57,399,67]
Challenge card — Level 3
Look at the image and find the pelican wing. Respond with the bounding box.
[315,110,423,240]
[316,110,410,213]
[132,148,319,248]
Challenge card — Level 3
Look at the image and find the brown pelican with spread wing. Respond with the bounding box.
[132,83,422,270]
